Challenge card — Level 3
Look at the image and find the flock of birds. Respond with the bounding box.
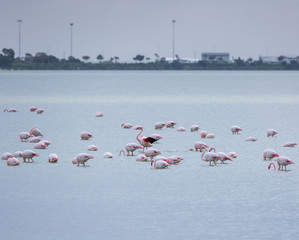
[1,107,296,170]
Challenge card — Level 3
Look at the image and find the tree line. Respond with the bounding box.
[1,48,299,70]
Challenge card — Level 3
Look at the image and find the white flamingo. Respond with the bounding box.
[263,149,279,160]
[48,153,58,163]
[7,157,21,166]
[80,131,94,140]
[22,150,39,162]
[119,143,142,156]
[268,156,295,171]
[75,153,94,166]
[201,149,222,165]
[267,129,278,137]
[231,126,242,134]
[155,122,166,130]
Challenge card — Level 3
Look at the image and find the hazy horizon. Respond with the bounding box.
[1,0,298,62]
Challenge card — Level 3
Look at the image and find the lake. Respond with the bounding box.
[0,70,299,240]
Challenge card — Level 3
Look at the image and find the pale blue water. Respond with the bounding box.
[0,71,299,240]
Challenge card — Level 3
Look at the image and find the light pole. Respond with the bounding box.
[17,20,22,59]
[172,19,176,61]
[70,23,74,57]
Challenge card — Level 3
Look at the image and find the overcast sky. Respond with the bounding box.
[1,0,298,62]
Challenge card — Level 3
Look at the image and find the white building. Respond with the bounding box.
[201,52,230,63]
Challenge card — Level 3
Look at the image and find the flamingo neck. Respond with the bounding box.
[268,163,276,170]
[136,129,143,142]
[201,149,207,160]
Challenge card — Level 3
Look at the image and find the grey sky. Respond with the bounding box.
[1,0,298,62]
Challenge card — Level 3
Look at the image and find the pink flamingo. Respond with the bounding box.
[7,157,21,166]
[75,153,94,166]
[190,125,200,132]
[88,145,98,151]
[48,153,58,163]
[29,137,42,143]
[166,121,176,128]
[246,137,258,142]
[177,127,186,132]
[30,106,38,112]
[136,129,157,151]
[136,155,148,162]
[103,152,114,158]
[95,112,104,117]
[216,152,232,163]
[133,125,143,130]
[201,149,222,165]
[206,133,216,139]
[2,152,14,160]
[193,141,209,152]
[263,149,279,160]
[155,122,166,130]
[80,131,94,140]
[267,129,278,137]
[200,130,208,138]
[282,142,297,147]
[119,143,143,156]
[145,148,161,161]
[149,134,163,143]
[167,155,184,164]
[268,156,295,170]
[121,123,132,129]
[36,108,44,114]
[19,132,31,142]
[34,141,48,149]
[29,127,43,137]
[231,126,242,134]
[13,151,23,158]
[151,159,170,169]
[22,150,39,162]
[228,152,237,158]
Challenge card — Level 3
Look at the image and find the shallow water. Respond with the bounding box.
[0,71,298,240]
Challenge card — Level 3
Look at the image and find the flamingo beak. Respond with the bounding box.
[287,160,295,164]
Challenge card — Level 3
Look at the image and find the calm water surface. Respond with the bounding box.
[0,71,299,240]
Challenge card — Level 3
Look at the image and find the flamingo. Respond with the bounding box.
[201,149,222,165]
[167,155,184,164]
[121,123,132,129]
[13,151,23,158]
[48,153,58,163]
[29,127,43,137]
[263,149,279,160]
[19,132,31,142]
[193,141,209,152]
[136,154,148,162]
[4,108,17,112]
[200,130,208,138]
[282,142,297,147]
[206,133,216,139]
[95,112,104,117]
[40,140,51,146]
[2,152,14,160]
[268,156,295,171]
[80,131,94,140]
[153,156,172,164]
[36,108,44,114]
[145,148,161,161]
[155,122,166,130]
[151,159,170,169]
[177,127,186,132]
[231,126,242,134]
[88,145,98,151]
[149,134,163,143]
[30,106,38,112]
[166,121,176,128]
[22,150,39,162]
[103,152,114,158]
[119,143,142,156]
[228,152,237,158]
[29,137,42,143]
[190,125,200,132]
[216,152,232,163]
[75,153,94,166]
[7,157,21,166]
[267,129,278,137]
[136,129,157,151]
[34,141,48,149]
[246,137,258,142]
[133,125,143,130]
